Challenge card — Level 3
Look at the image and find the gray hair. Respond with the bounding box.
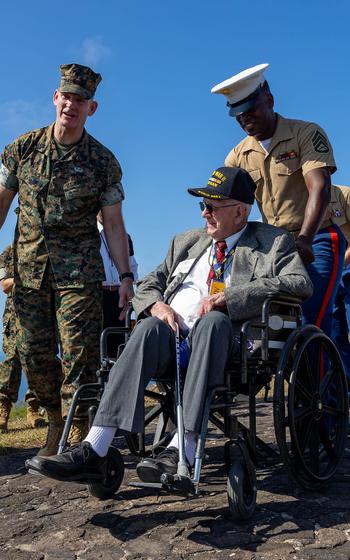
[241,202,252,218]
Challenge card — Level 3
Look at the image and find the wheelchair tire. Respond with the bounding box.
[87,447,124,499]
[274,327,348,490]
[227,456,257,522]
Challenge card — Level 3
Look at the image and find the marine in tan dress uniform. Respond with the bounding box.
[211,64,346,337]
[0,64,134,455]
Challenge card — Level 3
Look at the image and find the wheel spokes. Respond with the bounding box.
[294,377,313,404]
[308,419,320,475]
[319,420,337,460]
[320,367,337,399]
[293,404,313,424]
[300,349,316,392]
[296,413,314,454]
[322,403,344,416]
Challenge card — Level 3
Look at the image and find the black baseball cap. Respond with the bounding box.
[188,167,256,204]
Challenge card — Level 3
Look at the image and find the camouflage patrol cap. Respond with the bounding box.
[59,63,102,99]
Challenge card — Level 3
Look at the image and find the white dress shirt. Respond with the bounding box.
[171,227,247,330]
[97,221,139,286]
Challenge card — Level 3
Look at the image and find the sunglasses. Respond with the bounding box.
[199,201,240,214]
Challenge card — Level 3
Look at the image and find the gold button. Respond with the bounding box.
[271,197,275,202]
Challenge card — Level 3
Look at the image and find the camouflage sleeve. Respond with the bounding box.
[1,139,20,191]
[0,253,5,279]
[0,245,14,279]
[298,123,336,176]
[100,155,125,207]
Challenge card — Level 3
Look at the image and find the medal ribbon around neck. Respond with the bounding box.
[211,243,236,280]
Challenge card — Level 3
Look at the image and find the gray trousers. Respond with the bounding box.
[93,311,234,434]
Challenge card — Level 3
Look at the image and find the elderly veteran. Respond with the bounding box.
[0,63,134,455]
[211,63,346,338]
[26,166,312,484]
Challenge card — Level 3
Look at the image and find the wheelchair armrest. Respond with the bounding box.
[125,302,135,329]
[264,292,302,305]
[99,303,135,361]
[262,294,303,328]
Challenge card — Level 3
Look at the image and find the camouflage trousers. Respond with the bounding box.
[13,268,103,417]
[0,296,37,404]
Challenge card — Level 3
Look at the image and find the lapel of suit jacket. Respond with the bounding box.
[230,224,259,284]
[164,235,212,303]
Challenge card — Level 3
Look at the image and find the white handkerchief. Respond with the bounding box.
[172,259,195,276]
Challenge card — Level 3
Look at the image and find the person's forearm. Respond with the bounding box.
[0,186,16,229]
[299,170,331,242]
[103,219,131,275]
[344,246,350,267]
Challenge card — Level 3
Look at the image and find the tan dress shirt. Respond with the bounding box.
[225,114,336,232]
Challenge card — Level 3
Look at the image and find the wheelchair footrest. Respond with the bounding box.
[27,468,45,478]
[128,480,163,490]
[160,473,196,496]
[129,475,195,496]
[128,481,163,490]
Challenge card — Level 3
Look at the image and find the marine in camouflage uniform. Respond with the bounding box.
[0,244,45,431]
[0,64,134,454]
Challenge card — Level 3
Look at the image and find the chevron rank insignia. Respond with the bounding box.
[311,130,330,153]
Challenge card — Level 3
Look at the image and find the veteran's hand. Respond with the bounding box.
[197,291,227,318]
[118,278,135,320]
[149,301,185,333]
[296,236,315,266]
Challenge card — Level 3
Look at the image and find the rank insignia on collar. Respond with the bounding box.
[275,151,297,163]
[311,130,330,153]
[333,209,342,217]
[73,166,84,173]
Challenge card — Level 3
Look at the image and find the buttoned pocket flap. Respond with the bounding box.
[275,159,301,175]
[247,168,262,183]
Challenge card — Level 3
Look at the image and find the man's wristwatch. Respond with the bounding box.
[119,272,134,281]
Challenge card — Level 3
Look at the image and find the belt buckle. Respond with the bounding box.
[103,284,118,291]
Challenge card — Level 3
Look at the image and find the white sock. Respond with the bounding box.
[168,432,179,448]
[167,430,197,466]
[84,426,116,457]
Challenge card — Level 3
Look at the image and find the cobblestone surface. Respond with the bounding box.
[1,400,349,559]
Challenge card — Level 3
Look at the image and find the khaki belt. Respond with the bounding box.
[289,218,334,239]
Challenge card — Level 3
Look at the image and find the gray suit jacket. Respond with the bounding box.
[132,222,313,335]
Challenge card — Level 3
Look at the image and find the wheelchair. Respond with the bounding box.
[57,295,349,521]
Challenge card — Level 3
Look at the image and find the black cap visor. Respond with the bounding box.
[227,84,264,117]
[187,187,228,200]
[228,97,257,117]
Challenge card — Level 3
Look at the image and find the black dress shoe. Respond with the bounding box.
[136,447,183,483]
[25,442,106,482]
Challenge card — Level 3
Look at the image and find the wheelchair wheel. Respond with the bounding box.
[274,327,348,490]
[87,447,124,499]
[227,456,257,522]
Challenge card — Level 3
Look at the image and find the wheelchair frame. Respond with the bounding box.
[58,295,349,521]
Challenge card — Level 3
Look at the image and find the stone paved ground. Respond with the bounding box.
[1,400,350,560]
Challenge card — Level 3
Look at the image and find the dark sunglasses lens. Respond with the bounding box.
[199,202,212,213]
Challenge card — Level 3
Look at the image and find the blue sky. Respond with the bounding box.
[1,0,350,332]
